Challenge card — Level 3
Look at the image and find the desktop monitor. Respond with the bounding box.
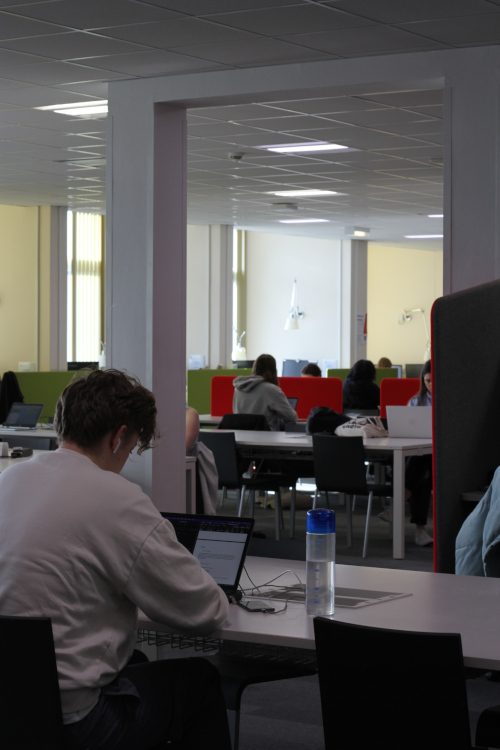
[405,364,425,379]
[67,362,98,371]
[391,365,403,378]
[282,359,316,377]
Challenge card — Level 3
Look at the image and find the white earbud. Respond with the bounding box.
[113,438,121,454]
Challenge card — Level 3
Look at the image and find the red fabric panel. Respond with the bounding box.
[211,376,235,416]
[379,378,420,417]
[278,377,343,419]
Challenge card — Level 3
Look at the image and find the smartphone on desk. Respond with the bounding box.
[238,599,275,613]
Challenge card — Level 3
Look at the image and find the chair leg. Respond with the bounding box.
[346,493,353,548]
[249,490,255,519]
[313,488,318,509]
[237,487,246,517]
[274,489,282,541]
[226,708,239,750]
[352,494,356,513]
[289,485,297,539]
[362,491,374,558]
[325,491,330,509]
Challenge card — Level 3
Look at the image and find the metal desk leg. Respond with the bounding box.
[393,451,406,559]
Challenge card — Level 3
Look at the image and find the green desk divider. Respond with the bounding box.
[326,368,350,382]
[15,371,84,421]
[186,369,252,415]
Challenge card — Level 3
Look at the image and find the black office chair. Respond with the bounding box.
[198,430,293,540]
[218,413,270,431]
[0,615,65,749]
[476,704,500,747]
[312,434,392,557]
[313,618,474,750]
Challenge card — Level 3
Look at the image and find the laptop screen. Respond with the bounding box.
[161,513,254,594]
[287,397,298,410]
[4,403,44,428]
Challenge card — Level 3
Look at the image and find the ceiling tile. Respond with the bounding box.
[398,14,500,44]
[9,0,181,28]
[173,38,331,66]
[98,17,255,47]
[281,25,448,55]
[142,0,299,12]
[0,60,129,86]
[83,49,227,76]
[0,10,70,40]
[0,84,100,107]
[0,31,149,59]
[204,5,373,35]
[323,0,498,24]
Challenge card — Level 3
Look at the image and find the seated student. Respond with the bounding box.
[233,353,298,431]
[186,405,200,452]
[301,363,322,378]
[0,369,230,750]
[377,357,392,368]
[342,359,380,410]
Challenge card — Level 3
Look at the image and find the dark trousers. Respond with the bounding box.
[63,656,231,750]
[406,455,433,526]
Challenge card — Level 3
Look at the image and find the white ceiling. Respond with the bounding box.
[0,0,496,247]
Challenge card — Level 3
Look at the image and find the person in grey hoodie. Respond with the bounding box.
[233,353,298,431]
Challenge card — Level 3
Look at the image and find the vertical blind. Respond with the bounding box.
[67,211,105,363]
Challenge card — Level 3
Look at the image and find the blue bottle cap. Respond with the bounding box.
[306,508,335,534]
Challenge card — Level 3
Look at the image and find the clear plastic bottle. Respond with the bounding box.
[306,508,335,616]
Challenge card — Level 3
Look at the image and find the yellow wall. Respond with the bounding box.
[367,244,443,366]
[0,205,40,373]
[38,206,52,371]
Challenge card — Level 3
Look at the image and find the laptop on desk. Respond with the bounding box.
[386,406,432,439]
[2,402,44,430]
[161,513,254,600]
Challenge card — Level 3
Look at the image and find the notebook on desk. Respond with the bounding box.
[2,402,44,430]
[386,406,432,439]
[161,512,254,600]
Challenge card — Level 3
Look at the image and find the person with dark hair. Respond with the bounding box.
[0,369,231,750]
[408,359,432,406]
[342,359,380,410]
[301,363,322,378]
[233,353,298,430]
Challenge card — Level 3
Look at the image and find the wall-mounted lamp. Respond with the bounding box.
[398,307,431,362]
[284,278,305,330]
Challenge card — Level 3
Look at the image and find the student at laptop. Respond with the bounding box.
[0,369,230,750]
[342,359,380,410]
[233,353,298,431]
[379,360,433,547]
[301,363,321,378]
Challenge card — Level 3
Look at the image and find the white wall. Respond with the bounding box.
[245,231,341,372]
[367,243,443,367]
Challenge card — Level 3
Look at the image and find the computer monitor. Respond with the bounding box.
[405,364,424,379]
[67,362,98,371]
[391,365,403,378]
[282,359,316,377]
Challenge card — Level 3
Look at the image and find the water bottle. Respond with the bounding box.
[306,508,335,616]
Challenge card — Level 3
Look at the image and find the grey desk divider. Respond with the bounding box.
[433,279,500,573]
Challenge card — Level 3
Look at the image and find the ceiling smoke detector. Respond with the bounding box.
[228,152,246,162]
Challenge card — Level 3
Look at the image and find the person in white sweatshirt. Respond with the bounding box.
[0,368,230,750]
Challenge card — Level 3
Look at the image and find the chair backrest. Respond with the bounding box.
[197,431,241,488]
[313,618,472,750]
[312,434,368,495]
[218,413,270,431]
[0,615,64,749]
[379,377,420,417]
[211,375,235,416]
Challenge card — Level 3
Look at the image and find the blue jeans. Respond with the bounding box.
[62,656,231,750]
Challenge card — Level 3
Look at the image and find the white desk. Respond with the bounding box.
[201,430,433,560]
[139,556,500,670]
[0,427,57,441]
[0,449,43,472]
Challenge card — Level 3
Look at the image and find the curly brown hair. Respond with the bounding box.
[54,369,159,454]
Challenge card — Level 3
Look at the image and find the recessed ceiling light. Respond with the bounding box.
[279,219,329,224]
[428,214,444,218]
[405,234,443,239]
[259,142,348,154]
[35,100,108,117]
[269,189,341,197]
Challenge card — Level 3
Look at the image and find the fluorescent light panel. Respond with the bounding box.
[428,214,444,218]
[260,142,348,154]
[36,100,108,116]
[405,234,443,239]
[269,189,340,197]
[279,219,329,224]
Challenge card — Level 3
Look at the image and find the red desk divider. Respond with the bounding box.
[379,378,419,417]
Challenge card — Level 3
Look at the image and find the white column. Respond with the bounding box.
[107,99,187,511]
[443,61,500,292]
[340,240,367,367]
[208,225,232,368]
[48,206,67,371]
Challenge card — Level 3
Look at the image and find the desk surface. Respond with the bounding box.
[0,427,57,439]
[0,449,43,471]
[139,556,500,670]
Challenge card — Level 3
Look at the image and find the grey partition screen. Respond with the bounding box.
[433,279,500,573]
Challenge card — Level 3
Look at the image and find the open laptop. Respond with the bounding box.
[287,397,298,410]
[2,402,44,430]
[161,512,254,600]
[386,405,432,439]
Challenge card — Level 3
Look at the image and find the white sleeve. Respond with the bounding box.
[123,520,229,635]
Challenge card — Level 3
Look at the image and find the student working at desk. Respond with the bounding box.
[233,353,298,430]
[0,369,230,750]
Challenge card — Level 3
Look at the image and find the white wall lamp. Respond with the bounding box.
[398,307,431,361]
[284,278,305,330]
